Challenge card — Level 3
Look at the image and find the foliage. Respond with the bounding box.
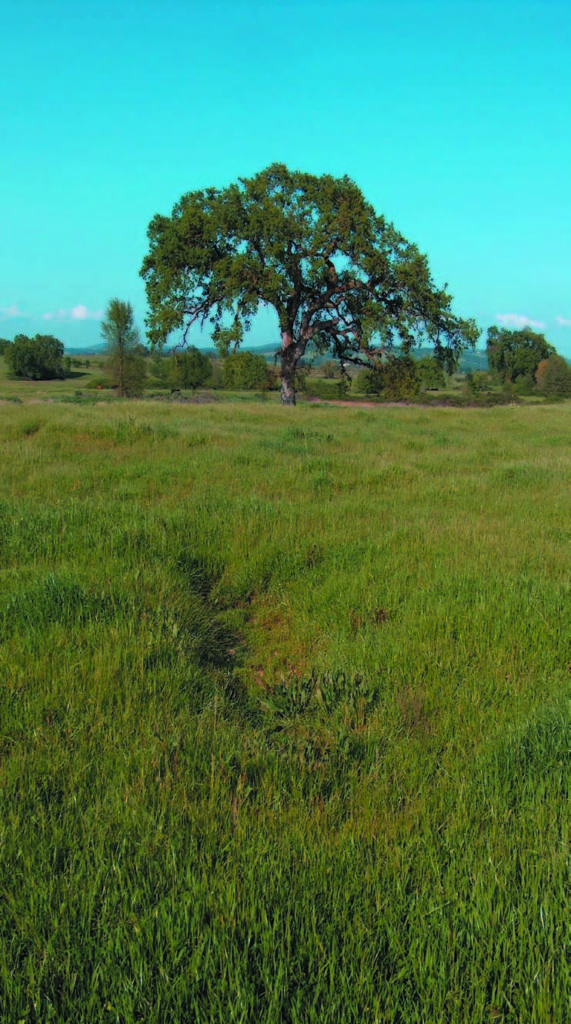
[357,354,420,399]
[223,349,277,391]
[0,337,12,355]
[305,377,353,401]
[169,345,213,389]
[466,370,492,394]
[141,163,479,405]
[535,354,571,397]
[101,298,147,396]
[486,326,555,384]
[415,355,446,390]
[321,359,341,379]
[4,333,64,380]
[507,373,538,396]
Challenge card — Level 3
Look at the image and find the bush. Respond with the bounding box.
[356,356,420,400]
[511,373,537,396]
[466,371,492,395]
[84,377,113,390]
[168,347,213,390]
[223,351,277,391]
[416,356,446,391]
[321,360,340,379]
[304,379,351,401]
[535,355,571,397]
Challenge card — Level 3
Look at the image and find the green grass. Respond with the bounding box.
[0,398,569,1022]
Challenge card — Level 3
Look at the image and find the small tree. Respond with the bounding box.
[5,334,64,380]
[170,346,212,389]
[101,299,147,396]
[535,355,571,397]
[222,350,276,391]
[141,164,479,406]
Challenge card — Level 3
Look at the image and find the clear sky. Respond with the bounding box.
[1,0,570,355]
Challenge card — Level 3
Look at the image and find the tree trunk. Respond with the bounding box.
[280,364,296,405]
[280,330,297,406]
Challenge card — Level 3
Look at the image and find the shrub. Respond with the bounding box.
[536,355,571,397]
[223,350,277,391]
[356,356,420,400]
[416,356,446,390]
[168,347,213,389]
[466,371,492,394]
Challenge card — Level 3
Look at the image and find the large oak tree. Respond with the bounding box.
[141,164,478,405]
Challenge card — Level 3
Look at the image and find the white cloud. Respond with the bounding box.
[71,304,103,321]
[0,304,27,319]
[496,313,546,329]
[41,305,103,322]
[555,316,571,327]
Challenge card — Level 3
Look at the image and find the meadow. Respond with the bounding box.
[0,391,569,1022]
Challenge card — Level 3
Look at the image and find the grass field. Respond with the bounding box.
[0,393,569,1022]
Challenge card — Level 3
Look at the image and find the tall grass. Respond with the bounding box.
[0,400,569,1022]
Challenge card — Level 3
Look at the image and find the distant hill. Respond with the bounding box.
[64,345,106,356]
[64,340,489,372]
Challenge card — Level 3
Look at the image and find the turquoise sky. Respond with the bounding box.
[1,0,570,355]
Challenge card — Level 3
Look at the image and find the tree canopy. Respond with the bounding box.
[102,299,147,396]
[4,334,64,380]
[141,164,479,405]
[486,326,555,384]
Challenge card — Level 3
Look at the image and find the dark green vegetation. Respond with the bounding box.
[222,350,278,391]
[3,333,65,380]
[0,397,569,1022]
[536,355,571,398]
[486,327,555,391]
[140,163,478,405]
[102,299,148,397]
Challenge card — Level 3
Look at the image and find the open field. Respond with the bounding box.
[0,398,569,1022]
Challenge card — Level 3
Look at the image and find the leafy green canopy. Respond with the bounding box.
[486,326,555,384]
[5,334,64,380]
[222,349,276,391]
[140,165,479,404]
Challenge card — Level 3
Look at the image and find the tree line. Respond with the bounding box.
[2,318,570,398]
[2,163,570,399]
